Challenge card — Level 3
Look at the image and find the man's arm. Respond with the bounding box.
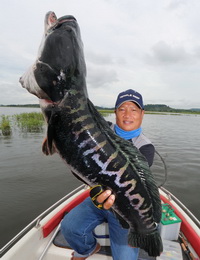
[139,143,155,167]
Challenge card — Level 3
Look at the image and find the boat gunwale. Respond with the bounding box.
[160,186,200,228]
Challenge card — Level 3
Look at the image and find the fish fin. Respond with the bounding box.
[42,110,59,155]
[113,134,162,223]
[143,175,162,223]
[42,137,56,155]
[71,170,89,185]
[42,137,49,155]
[128,229,163,257]
[46,118,56,155]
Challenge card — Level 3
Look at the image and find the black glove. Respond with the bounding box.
[90,185,105,209]
[90,185,129,228]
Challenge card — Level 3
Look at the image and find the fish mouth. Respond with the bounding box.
[47,15,77,34]
[40,99,55,107]
[58,15,77,23]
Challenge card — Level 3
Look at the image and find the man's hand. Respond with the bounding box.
[96,190,115,210]
[90,185,115,210]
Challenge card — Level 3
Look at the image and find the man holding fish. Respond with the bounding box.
[61,89,155,260]
[20,12,162,259]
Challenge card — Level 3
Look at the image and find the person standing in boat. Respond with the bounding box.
[61,89,155,260]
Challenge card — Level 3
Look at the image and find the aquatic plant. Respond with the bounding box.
[14,112,45,132]
[0,115,12,136]
[99,110,114,117]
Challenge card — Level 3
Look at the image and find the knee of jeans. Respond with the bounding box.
[61,212,85,238]
[61,214,75,236]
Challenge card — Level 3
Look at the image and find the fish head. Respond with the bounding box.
[19,11,87,103]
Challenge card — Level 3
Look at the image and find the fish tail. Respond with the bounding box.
[128,229,163,257]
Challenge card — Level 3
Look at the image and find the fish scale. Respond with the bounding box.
[19,11,163,257]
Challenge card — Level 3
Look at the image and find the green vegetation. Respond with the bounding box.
[144,104,200,114]
[98,109,114,113]
[144,104,174,112]
[13,112,44,132]
[97,104,200,115]
[0,115,12,136]
[98,109,114,117]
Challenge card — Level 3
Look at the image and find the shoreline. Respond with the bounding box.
[1,105,200,115]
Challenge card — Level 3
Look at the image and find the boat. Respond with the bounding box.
[0,184,199,260]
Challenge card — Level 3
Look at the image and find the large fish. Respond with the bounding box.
[19,11,163,257]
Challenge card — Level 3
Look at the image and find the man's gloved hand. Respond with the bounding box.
[90,185,115,210]
[90,185,129,228]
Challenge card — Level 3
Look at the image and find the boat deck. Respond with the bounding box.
[53,229,188,260]
[54,230,156,259]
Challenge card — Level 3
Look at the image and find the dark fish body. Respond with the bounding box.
[19,12,163,257]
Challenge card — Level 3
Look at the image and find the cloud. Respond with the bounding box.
[145,41,190,65]
[0,0,200,108]
[85,50,127,89]
[87,63,118,89]
[86,51,116,66]
[166,0,188,11]
[0,81,38,105]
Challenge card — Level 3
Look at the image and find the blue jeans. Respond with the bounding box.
[61,197,139,260]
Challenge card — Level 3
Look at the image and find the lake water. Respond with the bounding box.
[0,107,200,248]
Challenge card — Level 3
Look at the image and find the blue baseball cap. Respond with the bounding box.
[115,89,144,110]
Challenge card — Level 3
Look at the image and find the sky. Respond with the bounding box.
[1,0,200,109]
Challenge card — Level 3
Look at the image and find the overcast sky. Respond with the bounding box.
[1,0,200,108]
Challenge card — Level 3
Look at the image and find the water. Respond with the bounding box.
[142,113,200,217]
[0,106,41,116]
[0,108,200,248]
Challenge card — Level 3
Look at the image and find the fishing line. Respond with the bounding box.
[155,150,168,188]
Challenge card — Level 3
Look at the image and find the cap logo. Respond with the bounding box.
[119,94,140,99]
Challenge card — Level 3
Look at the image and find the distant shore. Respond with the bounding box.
[0,104,200,115]
[98,110,200,115]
